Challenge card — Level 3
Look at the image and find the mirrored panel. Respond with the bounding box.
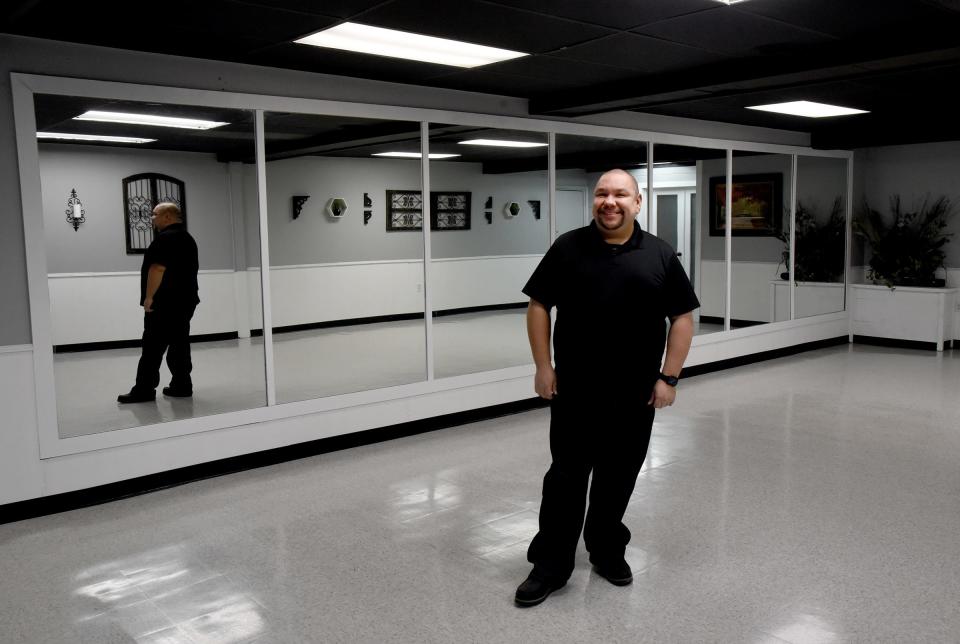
[789,156,848,320]
[35,94,267,437]
[651,145,727,335]
[263,112,426,402]
[427,125,549,378]
[729,151,792,328]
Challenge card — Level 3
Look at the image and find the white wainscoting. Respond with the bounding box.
[769,281,846,322]
[47,255,542,345]
[699,260,782,322]
[0,347,43,505]
[48,270,239,345]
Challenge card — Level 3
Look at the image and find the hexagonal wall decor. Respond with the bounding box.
[504,201,521,217]
[327,197,348,218]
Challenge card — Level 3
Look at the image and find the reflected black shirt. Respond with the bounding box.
[140,223,200,310]
[522,221,699,392]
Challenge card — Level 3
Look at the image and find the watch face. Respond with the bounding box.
[660,374,678,386]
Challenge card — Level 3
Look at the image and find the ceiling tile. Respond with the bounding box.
[633,7,836,57]
[550,32,730,73]
[481,0,719,29]
[351,0,615,54]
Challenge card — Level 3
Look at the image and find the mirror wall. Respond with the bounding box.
[652,145,727,335]
[263,113,427,403]
[428,125,549,378]
[792,156,847,320]
[729,151,792,329]
[36,95,267,438]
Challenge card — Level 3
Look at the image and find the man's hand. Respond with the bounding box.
[143,297,154,313]
[534,365,557,399]
[647,379,676,409]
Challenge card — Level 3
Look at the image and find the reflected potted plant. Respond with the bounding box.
[853,195,954,288]
[776,197,845,282]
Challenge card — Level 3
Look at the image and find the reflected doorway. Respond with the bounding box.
[556,187,587,236]
[653,188,694,278]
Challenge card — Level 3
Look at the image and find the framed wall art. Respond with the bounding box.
[708,173,783,237]
[386,190,471,231]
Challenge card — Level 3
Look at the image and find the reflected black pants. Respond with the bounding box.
[133,305,196,393]
[527,392,655,583]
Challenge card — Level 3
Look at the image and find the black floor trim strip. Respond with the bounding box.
[55,332,240,354]
[1,335,853,525]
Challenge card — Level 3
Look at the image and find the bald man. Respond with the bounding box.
[515,169,700,606]
[118,202,200,404]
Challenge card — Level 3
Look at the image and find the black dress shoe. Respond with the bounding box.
[162,386,193,398]
[117,390,156,404]
[514,573,565,607]
[591,558,633,586]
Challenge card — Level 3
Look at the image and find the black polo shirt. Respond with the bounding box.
[523,221,699,392]
[140,223,200,310]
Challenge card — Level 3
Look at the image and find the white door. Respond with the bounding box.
[556,188,587,237]
[652,189,693,277]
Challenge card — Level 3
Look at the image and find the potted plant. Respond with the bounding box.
[853,195,954,287]
[776,197,845,282]
[848,195,956,351]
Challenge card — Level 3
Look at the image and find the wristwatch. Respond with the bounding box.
[658,372,679,387]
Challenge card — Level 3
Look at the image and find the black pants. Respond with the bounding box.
[527,392,655,583]
[133,305,196,393]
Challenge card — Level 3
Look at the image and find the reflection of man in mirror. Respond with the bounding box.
[514,169,700,607]
[118,202,200,404]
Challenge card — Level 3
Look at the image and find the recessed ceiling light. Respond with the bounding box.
[373,152,461,159]
[711,0,750,4]
[37,132,156,143]
[295,22,528,68]
[458,139,548,148]
[74,111,229,129]
[746,101,869,118]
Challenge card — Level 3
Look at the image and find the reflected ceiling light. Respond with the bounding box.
[458,139,548,148]
[37,132,156,143]
[295,22,528,68]
[74,111,229,129]
[711,0,750,4]
[746,101,869,118]
[373,152,460,159]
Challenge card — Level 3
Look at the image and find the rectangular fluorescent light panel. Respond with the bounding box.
[373,152,460,159]
[74,111,228,129]
[296,22,527,68]
[458,139,548,148]
[37,132,156,144]
[711,1,750,4]
[746,101,869,118]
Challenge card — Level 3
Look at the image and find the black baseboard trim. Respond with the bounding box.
[0,397,548,526]
[252,302,528,337]
[54,332,240,354]
[698,315,767,329]
[4,334,852,525]
[680,335,849,379]
[850,335,954,352]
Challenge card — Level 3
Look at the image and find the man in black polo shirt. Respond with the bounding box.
[118,202,200,404]
[515,169,700,607]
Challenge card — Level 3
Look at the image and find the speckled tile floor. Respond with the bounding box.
[6,343,960,643]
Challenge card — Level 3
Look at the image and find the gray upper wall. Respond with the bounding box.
[855,141,960,269]
[0,33,874,346]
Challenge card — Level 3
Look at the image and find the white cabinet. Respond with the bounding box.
[849,284,957,351]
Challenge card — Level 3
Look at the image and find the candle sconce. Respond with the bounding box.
[66,188,85,231]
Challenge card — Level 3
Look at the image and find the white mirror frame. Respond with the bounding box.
[12,73,853,459]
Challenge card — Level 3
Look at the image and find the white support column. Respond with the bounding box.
[420,122,435,381]
[845,155,855,338]
[789,154,797,321]
[646,139,654,233]
[725,149,733,331]
[548,131,556,245]
[227,162,251,339]
[254,110,276,406]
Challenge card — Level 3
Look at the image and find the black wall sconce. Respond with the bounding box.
[66,188,85,231]
[292,195,310,219]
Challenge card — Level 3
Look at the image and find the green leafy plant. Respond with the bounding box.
[776,197,846,282]
[853,195,954,287]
